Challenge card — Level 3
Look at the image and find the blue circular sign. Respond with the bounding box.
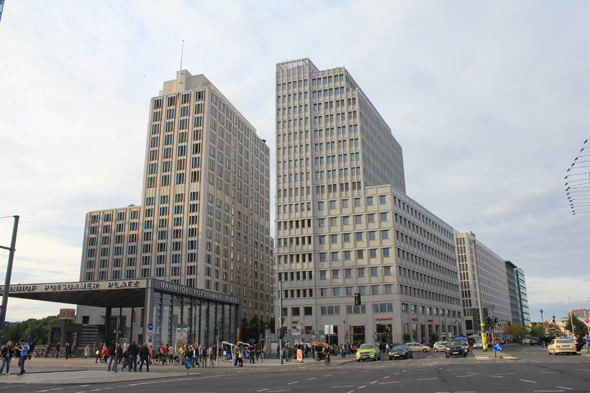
[147,323,153,331]
[185,358,192,369]
[493,343,502,351]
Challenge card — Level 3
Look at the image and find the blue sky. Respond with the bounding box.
[1,0,589,322]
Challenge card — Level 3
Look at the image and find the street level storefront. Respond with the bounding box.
[0,279,240,348]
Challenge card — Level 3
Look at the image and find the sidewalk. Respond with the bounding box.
[0,355,353,385]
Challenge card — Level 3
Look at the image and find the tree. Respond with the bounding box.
[3,315,60,345]
[565,314,589,336]
[503,323,528,337]
[531,322,545,337]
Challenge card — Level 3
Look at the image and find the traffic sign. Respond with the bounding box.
[493,343,502,352]
[585,318,589,324]
[147,323,154,331]
[185,358,192,369]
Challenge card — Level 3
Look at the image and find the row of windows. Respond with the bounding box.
[401,303,461,319]
[400,285,460,306]
[318,285,393,297]
[319,266,392,279]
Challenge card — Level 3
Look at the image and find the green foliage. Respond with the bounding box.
[531,322,545,337]
[4,315,59,345]
[565,314,589,336]
[503,323,528,337]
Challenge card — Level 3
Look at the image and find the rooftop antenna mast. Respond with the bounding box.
[179,40,184,83]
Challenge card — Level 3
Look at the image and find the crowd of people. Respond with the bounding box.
[0,339,30,376]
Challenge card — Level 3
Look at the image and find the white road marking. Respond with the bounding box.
[490,375,503,378]
[358,385,367,389]
[370,381,377,384]
[324,374,332,376]
[533,391,564,393]
[346,391,355,393]
[307,377,317,380]
[287,381,299,385]
[332,386,354,388]
[496,372,516,375]
[417,377,437,381]
[380,381,400,384]
[257,389,269,392]
[520,379,538,384]
[383,376,390,379]
[556,387,573,390]
[540,372,558,374]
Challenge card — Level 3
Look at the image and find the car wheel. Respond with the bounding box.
[445,353,449,358]
[464,353,467,357]
[356,359,360,362]
[423,349,427,352]
[434,348,438,352]
[389,356,392,360]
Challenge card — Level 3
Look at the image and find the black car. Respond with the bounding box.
[445,339,469,358]
[388,345,412,360]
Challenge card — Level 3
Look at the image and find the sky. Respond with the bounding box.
[1,0,589,324]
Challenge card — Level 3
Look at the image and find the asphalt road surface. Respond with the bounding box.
[3,345,590,393]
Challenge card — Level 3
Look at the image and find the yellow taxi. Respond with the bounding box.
[356,343,381,361]
[547,338,576,355]
[432,341,447,352]
[406,342,432,352]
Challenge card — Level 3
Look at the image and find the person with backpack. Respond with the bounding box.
[138,343,150,372]
[107,340,117,371]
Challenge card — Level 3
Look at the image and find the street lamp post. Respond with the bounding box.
[0,215,20,345]
[472,236,488,351]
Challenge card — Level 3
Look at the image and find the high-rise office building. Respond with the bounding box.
[274,59,463,345]
[455,232,511,335]
[515,267,530,327]
[78,71,275,341]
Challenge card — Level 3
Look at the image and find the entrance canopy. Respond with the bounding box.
[0,279,241,308]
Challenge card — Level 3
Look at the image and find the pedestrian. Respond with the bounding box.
[84,344,91,359]
[107,340,117,371]
[117,343,124,364]
[127,341,138,372]
[0,341,14,375]
[138,343,150,372]
[55,342,61,359]
[237,346,244,367]
[95,344,103,363]
[285,344,291,362]
[248,345,255,364]
[16,339,29,376]
[44,342,52,358]
[28,343,35,361]
[101,344,109,365]
[202,345,208,368]
[121,345,129,371]
[64,343,71,360]
[585,333,590,353]
[208,346,215,368]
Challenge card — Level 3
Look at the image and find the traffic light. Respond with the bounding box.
[354,292,361,306]
[494,317,499,324]
[214,327,219,337]
[552,316,555,323]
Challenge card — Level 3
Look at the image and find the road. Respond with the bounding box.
[2,345,589,392]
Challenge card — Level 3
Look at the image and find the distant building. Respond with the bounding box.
[454,232,511,335]
[572,308,590,321]
[0,1,5,23]
[505,261,531,328]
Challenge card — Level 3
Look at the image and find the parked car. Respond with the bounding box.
[445,339,469,358]
[529,337,540,345]
[473,341,483,349]
[388,345,412,360]
[432,341,447,352]
[406,342,432,352]
[547,339,576,355]
[522,338,531,344]
[356,343,381,362]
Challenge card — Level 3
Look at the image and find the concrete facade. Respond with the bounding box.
[455,232,512,335]
[274,59,463,345]
[79,71,274,327]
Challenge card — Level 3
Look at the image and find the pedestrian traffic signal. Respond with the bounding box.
[354,292,361,306]
[494,317,499,324]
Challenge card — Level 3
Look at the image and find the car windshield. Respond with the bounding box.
[556,339,570,343]
[448,340,463,345]
[359,344,374,350]
[391,345,405,350]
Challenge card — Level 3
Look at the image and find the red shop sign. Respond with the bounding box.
[428,319,433,322]
[411,318,418,321]
[374,317,393,321]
